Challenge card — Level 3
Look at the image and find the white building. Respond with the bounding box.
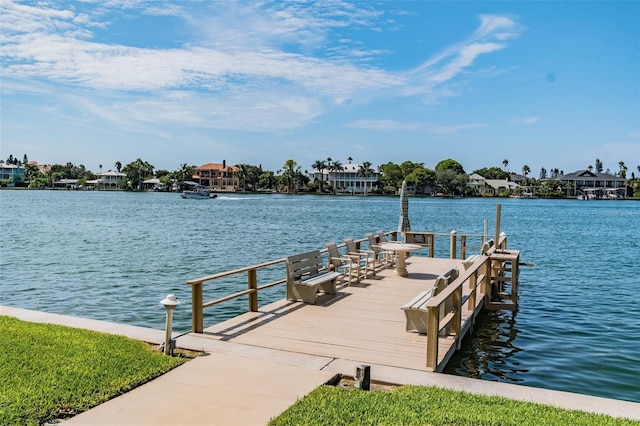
[96,171,126,189]
[308,162,379,194]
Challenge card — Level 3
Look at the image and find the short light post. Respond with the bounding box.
[355,364,370,391]
[160,294,181,356]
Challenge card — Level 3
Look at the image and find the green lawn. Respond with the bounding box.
[3,315,637,426]
[0,316,185,425]
[270,384,640,426]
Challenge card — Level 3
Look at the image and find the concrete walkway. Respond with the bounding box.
[3,305,640,425]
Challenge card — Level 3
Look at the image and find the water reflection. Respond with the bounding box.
[445,309,528,382]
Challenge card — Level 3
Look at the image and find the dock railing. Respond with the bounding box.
[186,237,371,333]
[424,232,508,371]
[186,231,506,335]
[404,230,491,260]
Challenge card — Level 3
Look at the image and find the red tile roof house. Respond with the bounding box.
[193,161,240,192]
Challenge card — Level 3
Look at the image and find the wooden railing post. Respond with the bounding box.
[453,286,462,349]
[482,258,490,305]
[428,234,435,258]
[191,282,203,333]
[248,268,258,312]
[450,230,457,259]
[468,270,477,315]
[460,235,467,259]
[426,306,439,370]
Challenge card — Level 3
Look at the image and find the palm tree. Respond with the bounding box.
[521,165,530,177]
[502,159,509,171]
[587,165,593,172]
[312,160,327,192]
[357,161,374,196]
[115,161,122,173]
[327,160,344,194]
[618,161,627,179]
[281,159,300,193]
[595,158,603,173]
[236,164,249,191]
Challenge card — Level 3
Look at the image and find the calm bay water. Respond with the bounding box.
[1,190,639,403]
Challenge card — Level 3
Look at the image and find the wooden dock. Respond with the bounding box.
[191,256,487,373]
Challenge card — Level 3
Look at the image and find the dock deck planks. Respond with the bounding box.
[196,256,472,372]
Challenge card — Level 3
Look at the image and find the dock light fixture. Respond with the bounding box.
[355,365,370,391]
[160,294,181,356]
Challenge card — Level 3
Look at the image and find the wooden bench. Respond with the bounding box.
[286,250,340,304]
[402,267,459,333]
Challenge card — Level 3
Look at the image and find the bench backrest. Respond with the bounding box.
[325,242,343,270]
[286,250,324,282]
[433,267,459,296]
[481,239,495,255]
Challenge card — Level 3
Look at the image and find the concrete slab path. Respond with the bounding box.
[63,352,335,426]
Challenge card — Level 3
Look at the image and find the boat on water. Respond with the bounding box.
[181,185,217,199]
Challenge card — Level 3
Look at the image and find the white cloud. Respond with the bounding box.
[428,42,505,83]
[424,123,486,134]
[0,1,520,133]
[344,120,422,131]
[511,116,540,126]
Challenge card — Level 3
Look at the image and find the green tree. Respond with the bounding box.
[595,158,603,173]
[435,159,467,196]
[378,162,403,193]
[618,161,627,179]
[327,159,344,194]
[258,171,277,191]
[123,158,154,190]
[115,161,122,173]
[175,163,195,182]
[235,164,261,191]
[539,167,547,180]
[312,160,327,192]
[405,167,436,194]
[502,159,509,171]
[281,159,301,193]
[473,167,509,180]
[436,168,468,196]
[435,159,465,175]
[357,161,374,196]
[23,163,41,183]
[399,161,423,178]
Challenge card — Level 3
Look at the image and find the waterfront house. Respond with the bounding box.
[308,162,380,194]
[53,178,81,189]
[467,173,519,196]
[193,161,240,192]
[96,171,126,189]
[0,163,25,186]
[560,170,626,198]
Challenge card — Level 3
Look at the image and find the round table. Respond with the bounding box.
[379,243,423,277]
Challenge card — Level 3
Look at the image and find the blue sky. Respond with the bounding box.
[1,0,639,176]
